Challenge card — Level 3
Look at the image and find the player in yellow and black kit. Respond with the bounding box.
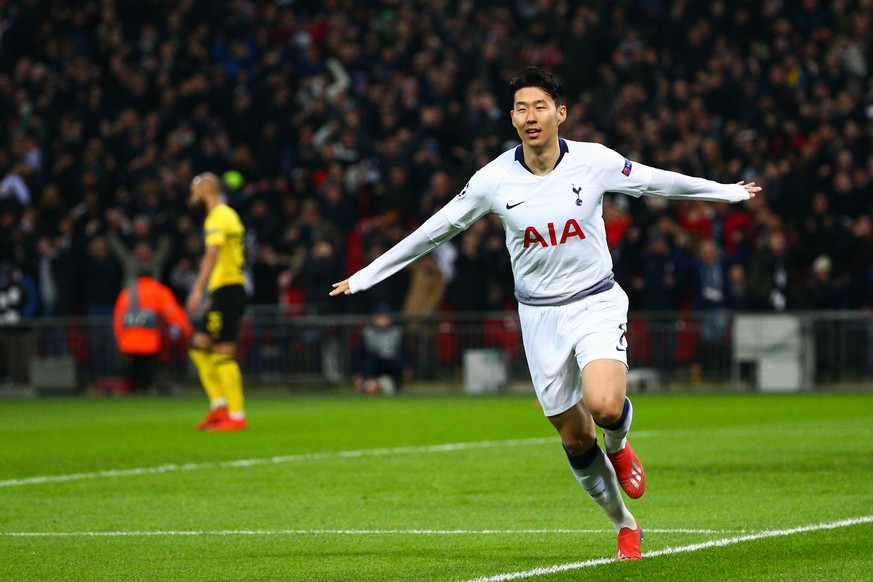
[186,172,248,431]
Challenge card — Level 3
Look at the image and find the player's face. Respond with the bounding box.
[188,181,206,209]
[510,87,566,151]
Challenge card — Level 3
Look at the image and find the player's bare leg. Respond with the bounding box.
[549,399,640,558]
[583,359,646,498]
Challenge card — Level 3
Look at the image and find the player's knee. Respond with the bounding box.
[586,394,625,426]
[189,333,212,351]
[212,342,237,358]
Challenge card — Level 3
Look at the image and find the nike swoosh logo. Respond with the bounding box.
[506,201,525,209]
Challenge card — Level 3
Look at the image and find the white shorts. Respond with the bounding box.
[518,283,629,417]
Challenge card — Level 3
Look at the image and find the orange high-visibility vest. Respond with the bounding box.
[113,276,193,355]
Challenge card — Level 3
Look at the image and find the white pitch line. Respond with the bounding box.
[464,515,873,582]
[2,435,616,488]
[0,527,748,538]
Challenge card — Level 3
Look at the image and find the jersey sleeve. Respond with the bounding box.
[594,144,651,197]
[634,163,750,202]
[203,211,226,248]
[348,211,465,293]
[440,170,493,229]
[596,144,749,203]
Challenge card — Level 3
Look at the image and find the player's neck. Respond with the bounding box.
[522,139,561,176]
[205,197,221,213]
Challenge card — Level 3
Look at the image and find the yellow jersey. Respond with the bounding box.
[203,204,246,292]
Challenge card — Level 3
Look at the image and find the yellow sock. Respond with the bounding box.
[189,348,224,405]
[213,355,245,418]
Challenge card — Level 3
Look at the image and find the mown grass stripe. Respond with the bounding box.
[0,527,748,537]
[465,515,873,581]
[0,436,573,488]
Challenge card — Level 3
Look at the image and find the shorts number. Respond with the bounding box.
[207,311,223,339]
[616,323,627,352]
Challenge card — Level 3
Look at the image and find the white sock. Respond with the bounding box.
[601,397,633,454]
[567,444,636,532]
[210,397,227,410]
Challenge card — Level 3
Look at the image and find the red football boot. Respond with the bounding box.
[206,417,247,432]
[616,521,643,561]
[195,405,228,430]
[607,442,646,499]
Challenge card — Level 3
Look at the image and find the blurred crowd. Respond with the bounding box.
[1,0,871,325]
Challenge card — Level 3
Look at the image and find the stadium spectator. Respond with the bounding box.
[353,303,411,396]
[800,254,845,310]
[747,230,799,311]
[724,263,753,311]
[402,254,446,321]
[693,239,734,373]
[82,236,123,378]
[106,212,173,284]
[0,261,38,384]
[447,228,493,312]
[0,0,869,385]
[35,234,71,318]
[0,162,32,210]
[249,243,287,307]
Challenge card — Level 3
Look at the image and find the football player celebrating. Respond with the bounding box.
[330,67,760,560]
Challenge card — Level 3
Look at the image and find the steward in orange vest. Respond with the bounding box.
[113,275,193,393]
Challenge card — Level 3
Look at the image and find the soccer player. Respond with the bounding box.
[330,67,760,560]
[186,172,248,432]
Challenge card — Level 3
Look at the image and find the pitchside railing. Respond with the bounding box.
[2,309,872,393]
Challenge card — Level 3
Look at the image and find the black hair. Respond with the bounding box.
[509,66,565,108]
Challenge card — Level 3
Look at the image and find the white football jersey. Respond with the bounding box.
[348,138,748,304]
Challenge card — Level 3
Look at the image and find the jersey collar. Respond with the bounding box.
[514,138,569,174]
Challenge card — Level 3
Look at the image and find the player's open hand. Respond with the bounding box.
[185,288,203,314]
[330,279,351,296]
[737,181,761,198]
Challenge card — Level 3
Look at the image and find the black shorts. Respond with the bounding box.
[199,284,246,343]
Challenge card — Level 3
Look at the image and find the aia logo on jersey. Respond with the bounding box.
[523,219,586,248]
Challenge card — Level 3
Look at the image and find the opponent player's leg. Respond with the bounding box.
[208,340,246,431]
[203,285,247,431]
[189,331,228,429]
[583,359,646,499]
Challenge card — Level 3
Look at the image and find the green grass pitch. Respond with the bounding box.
[1,392,871,581]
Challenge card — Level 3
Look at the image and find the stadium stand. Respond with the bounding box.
[0,1,871,387]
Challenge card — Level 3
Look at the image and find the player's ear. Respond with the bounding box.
[557,104,567,124]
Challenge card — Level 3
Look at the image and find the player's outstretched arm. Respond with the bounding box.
[327,210,465,298]
[634,162,763,203]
